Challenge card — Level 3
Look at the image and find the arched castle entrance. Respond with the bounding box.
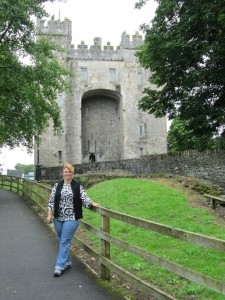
[81,89,123,163]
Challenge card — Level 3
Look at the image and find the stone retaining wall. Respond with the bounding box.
[39,151,225,187]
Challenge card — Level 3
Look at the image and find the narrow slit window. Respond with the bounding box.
[137,72,142,85]
[139,125,145,137]
[58,151,62,162]
[80,67,88,81]
[109,69,116,82]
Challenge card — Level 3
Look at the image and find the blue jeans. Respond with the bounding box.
[53,219,80,270]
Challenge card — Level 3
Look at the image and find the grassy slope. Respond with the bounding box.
[82,178,225,300]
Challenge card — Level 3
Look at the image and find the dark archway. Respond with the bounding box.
[81,89,123,163]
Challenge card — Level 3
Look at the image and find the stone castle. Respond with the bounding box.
[35,18,167,168]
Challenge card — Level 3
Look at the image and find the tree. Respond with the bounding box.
[0,0,70,149]
[135,0,225,137]
[214,132,225,149]
[15,163,34,174]
[167,116,215,152]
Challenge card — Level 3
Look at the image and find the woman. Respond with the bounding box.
[47,163,99,277]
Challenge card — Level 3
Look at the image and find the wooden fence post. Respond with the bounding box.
[22,178,25,197]
[100,214,110,280]
[10,176,12,191]
[16,177,19,194]
[211,197,216,209]
[0,175,3,188]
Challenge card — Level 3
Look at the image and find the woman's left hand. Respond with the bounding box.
[91,201,100,207]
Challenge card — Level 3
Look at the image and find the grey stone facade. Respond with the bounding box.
[35,18,167,168]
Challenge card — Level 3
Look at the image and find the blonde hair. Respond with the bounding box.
[63,163,75,175]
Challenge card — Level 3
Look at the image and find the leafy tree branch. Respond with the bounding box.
[0,0,70,149]
[136,0,225,137]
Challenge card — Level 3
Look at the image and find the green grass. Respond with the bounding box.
[82,178,225,299]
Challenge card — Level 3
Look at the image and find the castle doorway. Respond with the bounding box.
[81,89,123,163]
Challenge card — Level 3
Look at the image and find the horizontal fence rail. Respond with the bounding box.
[1,175,225,299]
[99,207,225,252]
[204,193,225,209]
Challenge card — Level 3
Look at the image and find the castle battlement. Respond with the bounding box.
[37,18,143,62]
[37,17,72,36]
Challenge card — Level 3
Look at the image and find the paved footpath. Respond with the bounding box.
[0,189,124,300]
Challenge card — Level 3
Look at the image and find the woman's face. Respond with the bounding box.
[63,167,73,181]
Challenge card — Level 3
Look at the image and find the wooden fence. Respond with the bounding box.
[204,193,225,209]
[1,175,225,300]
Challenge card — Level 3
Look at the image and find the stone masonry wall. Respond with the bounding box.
[40,151,225,187]
[35,18,167,168]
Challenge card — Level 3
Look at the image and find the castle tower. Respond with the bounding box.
[35,18,167,168]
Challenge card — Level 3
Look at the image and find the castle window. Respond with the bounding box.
[80,67,88,81]
[54,128,62,136]
[137,72,142,85]
[86,107,89,116]
[57,93,64,108]
[139,125,145,137]
[58,151,62,162]
[108,139,111,147]
[109,69,116,82]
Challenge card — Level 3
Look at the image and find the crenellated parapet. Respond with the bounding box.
[120,31,143,48]
[37,17,72,37]
[37,18,143,62]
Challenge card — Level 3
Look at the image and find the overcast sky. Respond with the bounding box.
[1,0,157,170]
[44,0,158,47]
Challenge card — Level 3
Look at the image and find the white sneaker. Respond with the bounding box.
[54,268,63,277]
